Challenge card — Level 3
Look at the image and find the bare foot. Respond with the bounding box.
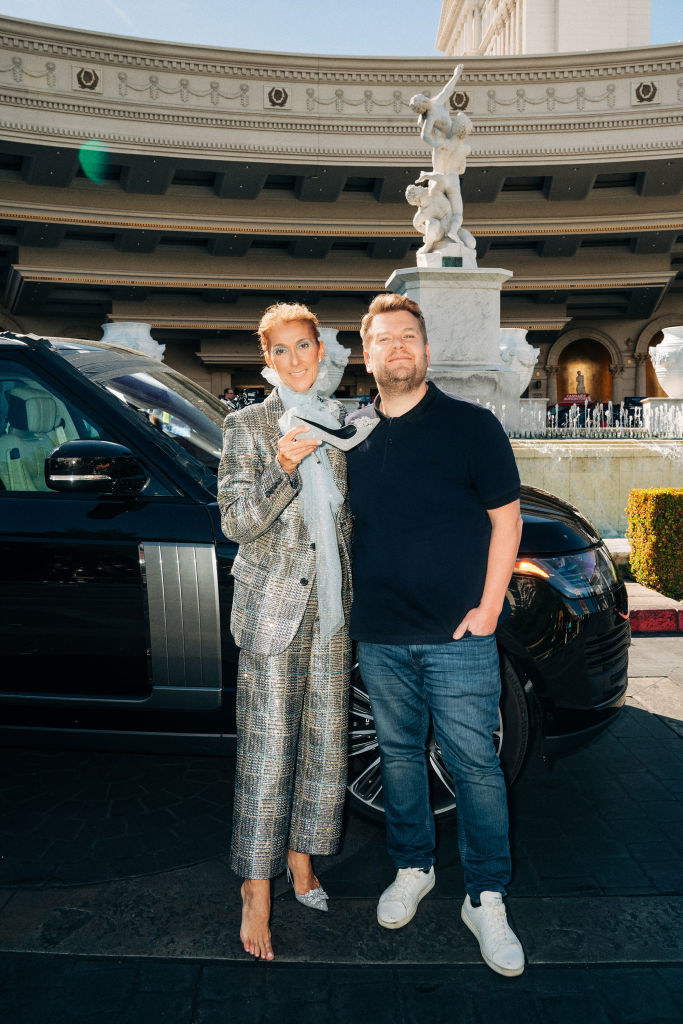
[240,879,274,960]
[287,850,319,895]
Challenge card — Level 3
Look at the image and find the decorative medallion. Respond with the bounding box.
[268,86,289,107]
[76,67,100,91]
[449,90,469,111]
[634,81,658,103]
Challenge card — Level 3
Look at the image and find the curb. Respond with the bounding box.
[630,608,683,635]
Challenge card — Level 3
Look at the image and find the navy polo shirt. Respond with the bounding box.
[346,382,520,645]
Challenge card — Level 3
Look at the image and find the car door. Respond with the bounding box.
[0,349,222,712]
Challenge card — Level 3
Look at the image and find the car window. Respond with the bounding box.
[56,344,225,478]
[104,370,223,470]
[0,362,110,492]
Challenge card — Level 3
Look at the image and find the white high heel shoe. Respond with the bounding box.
[286,866,329,912]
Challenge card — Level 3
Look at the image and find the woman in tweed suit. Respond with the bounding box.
[217,303,356,961]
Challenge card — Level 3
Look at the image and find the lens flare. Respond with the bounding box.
[78,139,109,184]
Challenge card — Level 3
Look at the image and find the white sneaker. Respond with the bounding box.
[461,892,525,977]
[377,867,435,929]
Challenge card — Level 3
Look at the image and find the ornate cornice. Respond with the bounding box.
[502,318,571,331]
[1,113,680,167]
[502,271,677,291]
[107,314,365,333]
[11,264,676,294]
[2,197,681,238]
[9,265,387,291]
[1,17,680,81]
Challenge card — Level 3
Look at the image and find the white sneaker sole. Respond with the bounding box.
[461,906,525,977]
[377,874,435,930]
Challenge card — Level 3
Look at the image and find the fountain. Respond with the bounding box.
[385,67,683,537]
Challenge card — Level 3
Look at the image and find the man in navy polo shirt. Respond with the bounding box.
[346,292,525,977]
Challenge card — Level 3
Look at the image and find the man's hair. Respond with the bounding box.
[257,302,320,356]
[360,293,427,350]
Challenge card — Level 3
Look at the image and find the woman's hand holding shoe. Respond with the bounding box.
[277,424,321,476]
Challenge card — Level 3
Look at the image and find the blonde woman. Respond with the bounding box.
[218,304,373,960]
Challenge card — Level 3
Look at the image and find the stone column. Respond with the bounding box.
[385,266,520,430]
[634,353,648,396]
[609,363,625,402]
[545,364,559,404]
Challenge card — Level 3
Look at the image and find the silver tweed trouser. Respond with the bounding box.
[230,585,351,879]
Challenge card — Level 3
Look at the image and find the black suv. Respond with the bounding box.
[0,333,629,820]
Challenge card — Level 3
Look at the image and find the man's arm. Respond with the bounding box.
[452,499,522,640]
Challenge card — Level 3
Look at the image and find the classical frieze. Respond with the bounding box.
[485,85,617,113]
[2,49,681,120]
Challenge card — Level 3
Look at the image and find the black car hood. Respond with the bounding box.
[519,486,601,554]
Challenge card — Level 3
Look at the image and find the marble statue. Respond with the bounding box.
[405,182,456,255]
[499,329,539,396]
[408,64,477,266]
[576,369,586,394]
[100,321,166,361]
[650,326,683,398]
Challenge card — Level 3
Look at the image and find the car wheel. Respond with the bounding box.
[347,649,529,822]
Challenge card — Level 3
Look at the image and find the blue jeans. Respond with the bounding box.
[358,637,510,900]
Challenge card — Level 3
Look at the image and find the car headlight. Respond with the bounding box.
[513,545,618,598]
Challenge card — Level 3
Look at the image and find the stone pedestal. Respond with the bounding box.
[385,266,520,431]
[641,397,683,437]
[417,238,477,270]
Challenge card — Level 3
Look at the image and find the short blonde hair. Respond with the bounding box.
[360,293,427,350]
[257,302,320,357]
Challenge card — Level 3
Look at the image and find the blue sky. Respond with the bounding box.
[1,1,681,54]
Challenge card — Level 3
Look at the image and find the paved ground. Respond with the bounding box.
[0,636,681,1021]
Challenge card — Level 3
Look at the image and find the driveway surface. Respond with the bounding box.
[0,636,681,1022]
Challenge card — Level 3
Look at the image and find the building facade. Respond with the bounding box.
[436,1,651,58]
[0,13,680,405]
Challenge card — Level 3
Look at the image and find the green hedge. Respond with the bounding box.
[625,488,683,599]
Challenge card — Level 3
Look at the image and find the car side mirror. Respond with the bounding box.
[45,440,150,495]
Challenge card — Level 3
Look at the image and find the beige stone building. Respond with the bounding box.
[0,10,680,406]
[437,1,651,57]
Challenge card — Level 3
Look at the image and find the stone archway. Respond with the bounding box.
[558,338,613,403]
[547,326,621,368]
[546,328,620,404]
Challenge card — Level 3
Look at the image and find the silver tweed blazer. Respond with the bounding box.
[217,389,353,657]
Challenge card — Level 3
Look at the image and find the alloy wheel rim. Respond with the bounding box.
[348,663,504,817]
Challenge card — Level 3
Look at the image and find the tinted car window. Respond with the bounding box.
[105,371,223,469]
[0,361,110,492]
[57,344,226,476]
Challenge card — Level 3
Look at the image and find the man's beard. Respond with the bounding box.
[374,354,428,395]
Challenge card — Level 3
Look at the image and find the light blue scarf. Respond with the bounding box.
[261,333,352,641]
